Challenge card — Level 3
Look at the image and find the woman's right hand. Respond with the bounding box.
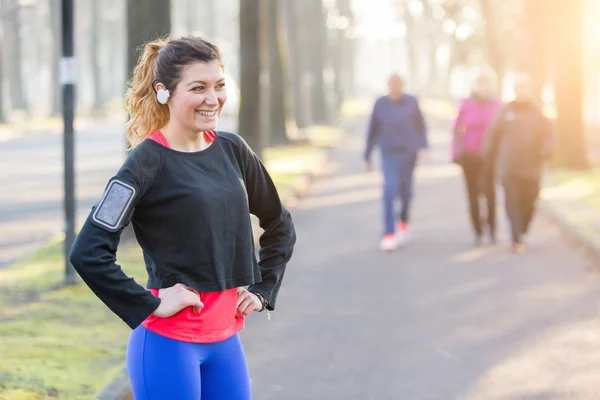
[152,283,204,318]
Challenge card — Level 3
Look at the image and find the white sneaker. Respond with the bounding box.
[380,234,397,252]
[395,223,411,246]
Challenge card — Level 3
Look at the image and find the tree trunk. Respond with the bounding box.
[126,0,171,153]
[285,0,311,128]
[239,0,265,156]
[331,31,343,113]
[0,40,5,122]
[266,0,294,146]
[479,0,505,87]
[338,0,355,98]
[126,0,171,84]
[107,0,125,99]
[552,0,588,169]
[91,0,104,111]
[49,0,62,115]
[522,0,551,103]
[7,0,27,111]
[420,0,438,95]
[401,3,420,92]
[306,0,330,124]
[330,0,353,113]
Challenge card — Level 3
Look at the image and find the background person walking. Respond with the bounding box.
[364,74,429,252]
[451,71,502,246]
[485,75,553,253]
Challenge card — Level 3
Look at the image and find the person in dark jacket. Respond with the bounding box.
[452,71,502,246]
[364,74,429,252]
[485,76,553,253]
[69,37,296,399]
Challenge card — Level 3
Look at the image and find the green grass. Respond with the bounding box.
[264,143,327,195]
[0,243,145,400]
[546,168,600,212]
[0,132,338,399]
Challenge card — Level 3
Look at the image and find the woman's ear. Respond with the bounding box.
[154,82,170,105]
[154,82,167,93]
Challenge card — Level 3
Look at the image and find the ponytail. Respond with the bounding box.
[124,38,170,149]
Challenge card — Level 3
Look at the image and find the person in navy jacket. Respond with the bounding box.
[364,74,429,252]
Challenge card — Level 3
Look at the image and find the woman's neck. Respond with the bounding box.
[160,121,212,152]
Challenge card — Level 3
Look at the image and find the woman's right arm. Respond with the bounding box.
[69,210,162,329]
[69,154,163,329]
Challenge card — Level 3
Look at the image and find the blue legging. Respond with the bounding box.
[126,326,251,399]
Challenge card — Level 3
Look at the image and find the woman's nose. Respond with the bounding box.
[205,90,218,106]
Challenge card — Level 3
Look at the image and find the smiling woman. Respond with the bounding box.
[125,37,226,150]
[68,36,297,400]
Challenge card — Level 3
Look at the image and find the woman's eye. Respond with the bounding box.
[192,86,205,92]
[217,83,226,89]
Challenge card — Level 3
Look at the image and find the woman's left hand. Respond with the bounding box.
[236,287,262,318]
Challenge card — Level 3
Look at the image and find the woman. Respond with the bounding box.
[69,36,296,399]
[452,72,502,246]
[484,75,553,253]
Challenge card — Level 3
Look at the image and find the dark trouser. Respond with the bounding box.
[382,151,418,234]
[460,154,496,238]
[502,176,540,244]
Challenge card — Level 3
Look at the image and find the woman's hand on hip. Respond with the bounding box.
[153,283,204,317]
[236,287,262,318]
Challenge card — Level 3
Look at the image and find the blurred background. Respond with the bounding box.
[0,0,598,161]
[0,0,598,128]
[2,1,600,399]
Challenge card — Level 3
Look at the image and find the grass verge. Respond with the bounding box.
[0,243,144,400]
[0,125,343,400]
[544,168,600,213]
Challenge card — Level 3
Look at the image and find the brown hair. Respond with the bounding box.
[124,36,223,148]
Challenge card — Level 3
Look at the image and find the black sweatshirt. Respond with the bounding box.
[69,131,296,329]
[484,100,554,181]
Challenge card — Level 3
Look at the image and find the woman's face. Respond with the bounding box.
[168,60,227,133]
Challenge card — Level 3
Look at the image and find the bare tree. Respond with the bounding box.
[399,2,420,91]
[420,0,440,94]
[49,0,61,115]
[552,0,588,168]
[125,0,170,154]
[306,0,330,124]
[478,0,505,85]
[331,0,353,111]
[0,40,5,122]
[239,0,265,155]
[284,0,311,128]
[5,0,27,111]
[266,0,294,146]
[106,0,126,100]
[126,0,171,83]
[91,0,104,112]
[338,0,355,98]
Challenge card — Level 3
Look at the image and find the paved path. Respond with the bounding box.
[243,120,600,399]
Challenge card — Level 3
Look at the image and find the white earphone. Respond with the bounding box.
[157,88,170,104]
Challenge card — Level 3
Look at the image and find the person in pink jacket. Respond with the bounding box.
[452,72,502,246]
